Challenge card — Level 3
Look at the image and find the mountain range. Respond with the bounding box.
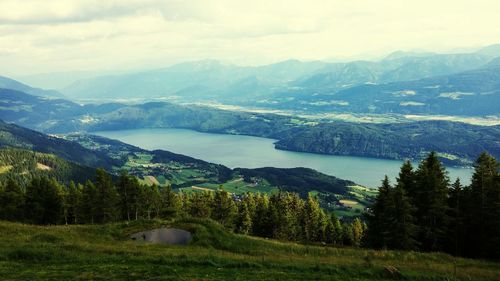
[52,45,500,114]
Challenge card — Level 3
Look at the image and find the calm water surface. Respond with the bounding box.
[95,128,472,188]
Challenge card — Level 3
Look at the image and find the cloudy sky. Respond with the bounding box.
[1,0,499,76]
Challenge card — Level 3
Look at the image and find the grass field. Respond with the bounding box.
[0,219,499,281]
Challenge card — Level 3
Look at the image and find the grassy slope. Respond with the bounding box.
[0,219,498,281]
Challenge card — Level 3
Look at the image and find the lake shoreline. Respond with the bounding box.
[95,128,473,188]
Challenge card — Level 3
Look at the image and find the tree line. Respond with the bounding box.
[1,151,498,258]
[0,169,365,246]
[365,152,500,259]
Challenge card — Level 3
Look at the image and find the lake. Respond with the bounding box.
[95,128,473,188]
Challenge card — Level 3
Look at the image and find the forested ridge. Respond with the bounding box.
[2,88,499,166]
[1,150,499,259]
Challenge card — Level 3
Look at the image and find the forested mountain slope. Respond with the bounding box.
[1,89,499,166]
[0,119,118,169]
[0,76,64,98]
[0,148,96,184]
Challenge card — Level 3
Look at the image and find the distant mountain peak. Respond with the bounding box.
[0,75,64,98]
[383,50,435,61]
[476,43,500,57]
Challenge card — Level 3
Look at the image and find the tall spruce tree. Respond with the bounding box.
[446,178,463,256]
[211,188,237,230]
[160,185,181,218]
[366,176,393,248]
[389,183,418,250]
[303,194,322,242]
[62,181,81,224]
[94,168,119,223]
[463,152,500,258]
[0,178,25,221]
[236,201,252,235]
[397,160,417,203]
[117,171,142,221]
[24,177,63,225]
[252,193,271,237]
[414,152,450,252]
[80,180,98,224]
[189,191,213,218]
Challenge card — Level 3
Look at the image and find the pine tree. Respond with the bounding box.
[0,178,25,221]
[79,180,98,224]
[117,171,142,221]
[397,160,417,203]
[414,152,450,252]
[189,191,213,218]
[62,181,81,224]
[389,183,418,250]
[236,201,252,234]
[351,218,364,247]
[211,188,237,230]
[366,176,393,248]
[331,213,343,245]
[268,192,304,241]
[446,178,463,256]
[317,209,329,242]
[303,194,321,242]
[463,152,500,258]
[252,193,270,237]
[25,177,63,225]
[94,168,119,223]
[149,184,163,219]
[160,185,181,218]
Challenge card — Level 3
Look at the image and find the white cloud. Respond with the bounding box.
[0,0,499,76]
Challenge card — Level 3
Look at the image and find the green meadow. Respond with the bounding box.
[0,219,498,281]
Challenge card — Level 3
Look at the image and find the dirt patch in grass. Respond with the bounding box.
[36,163,52,171]
[339,199,358,206]
[144,175,160,185]
[0,165,12,173]
[192,186,215,192]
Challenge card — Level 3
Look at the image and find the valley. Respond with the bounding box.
[1,3,500,280]
[61,133,371,218]
[94,128,473,187]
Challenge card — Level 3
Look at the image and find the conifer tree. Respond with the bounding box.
[366,176,393,248]
[252,193,270,237]
[189,191,213,218]
[303,194,321,242]
[414,152,450,251]
[117,171,142,221]
[389,183,418,250]
[236,201,252,234]
[62,181,81,224]
[463,152,500,258]
[25,177,63,225]
[94,168,119,223]
[446,178,463,256]
[0,178,25,221]
[330,213,343,245]
[350,218,365,247]
[160,185,181,218]
[80,180,97,224]
[211,188,237,230]
[397,160,417,201]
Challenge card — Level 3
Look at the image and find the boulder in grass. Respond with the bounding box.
[131,228,192,245]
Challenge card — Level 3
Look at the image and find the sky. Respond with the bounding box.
[1,0,500,76]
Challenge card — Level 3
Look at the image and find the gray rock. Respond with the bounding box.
[131,228,192,245]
